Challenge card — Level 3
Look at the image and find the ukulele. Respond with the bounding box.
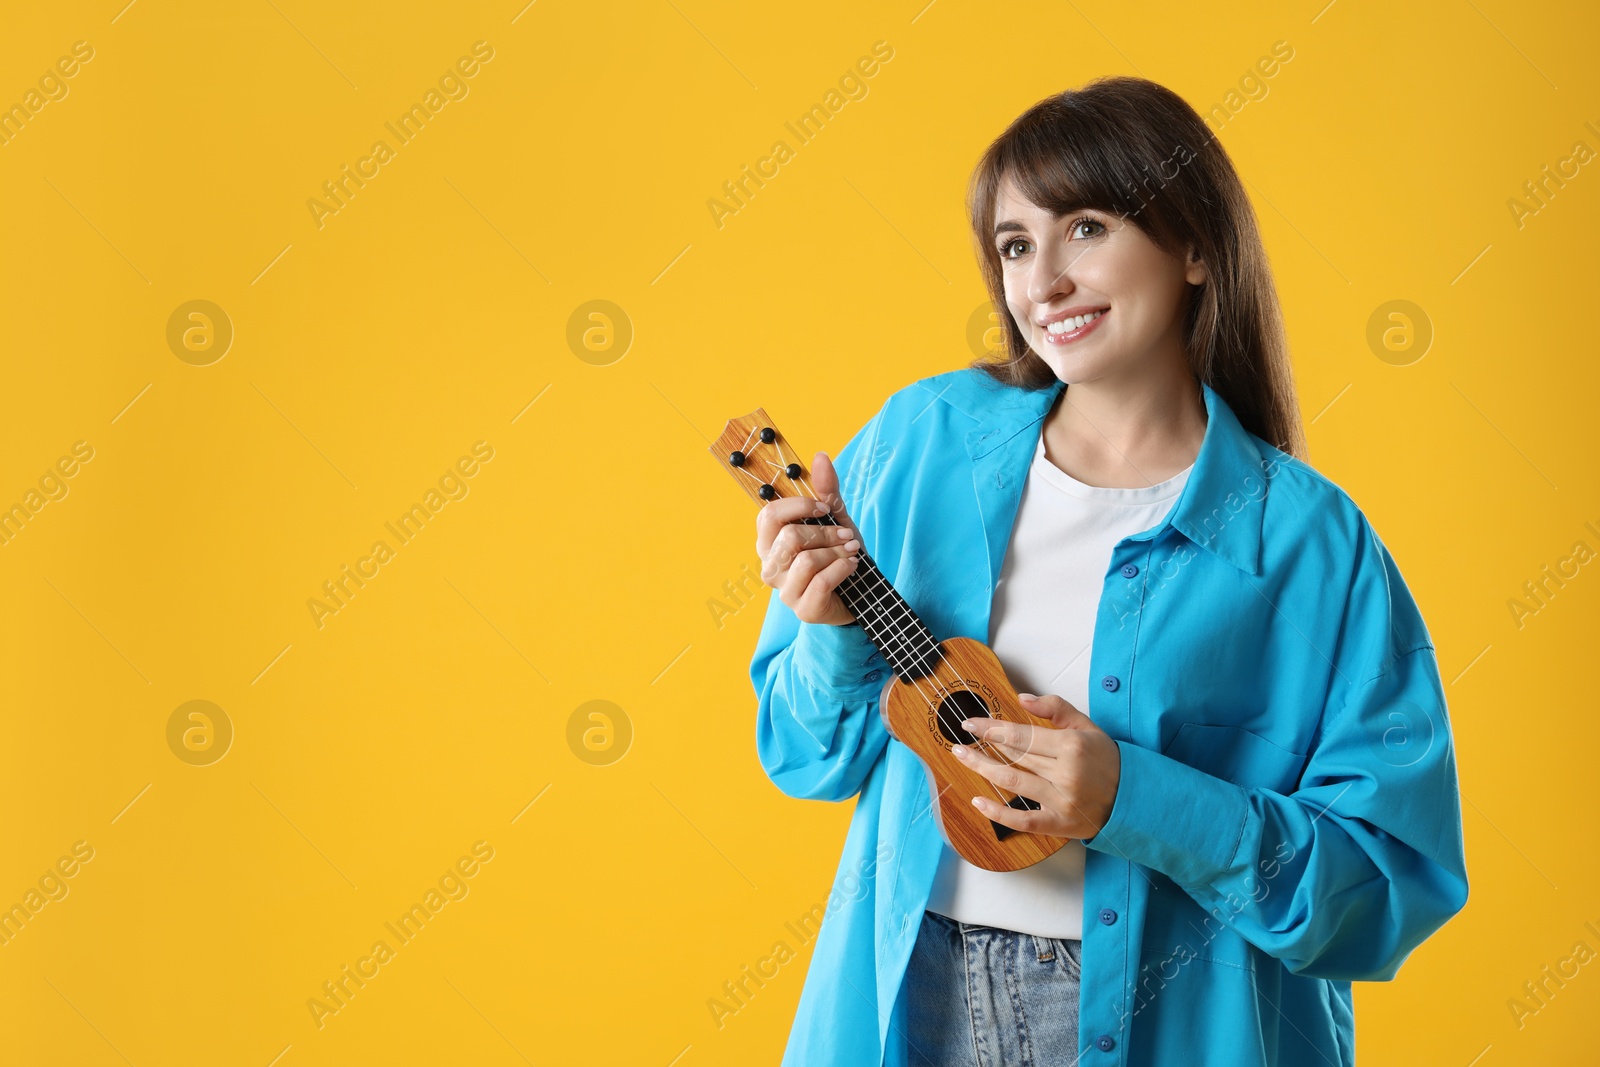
[713,408,1067,873]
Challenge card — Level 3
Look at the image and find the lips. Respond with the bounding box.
[1041,308,1108,345]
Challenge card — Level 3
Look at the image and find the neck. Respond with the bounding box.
[1041,362,1207,488]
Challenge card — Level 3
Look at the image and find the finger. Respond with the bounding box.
[967,732,1062,777]
[794,553,861,619]
[972,790,1092,841]
[759,521,859,594]
[1017,692,1095,729]
[962,718,1064,762]
[780,541,862,602]
[810,452,858,531]
[968,743,1055,780]
[950,741,1052,804]
[756,495,829,557]
[763,522,861,584]
[970,794,1063,836]
[956,745,1094,838]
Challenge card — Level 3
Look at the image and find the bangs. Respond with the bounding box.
[982,101,1183,249]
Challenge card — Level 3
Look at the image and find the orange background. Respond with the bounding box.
[0,1,1595,1064]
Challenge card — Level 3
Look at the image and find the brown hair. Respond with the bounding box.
[966,76,1308,459]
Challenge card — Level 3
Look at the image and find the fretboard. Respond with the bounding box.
[803,514,940,681]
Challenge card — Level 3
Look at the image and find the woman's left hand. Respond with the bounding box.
[953,692,1122,841]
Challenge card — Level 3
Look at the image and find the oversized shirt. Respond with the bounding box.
[748,366,1470,1066]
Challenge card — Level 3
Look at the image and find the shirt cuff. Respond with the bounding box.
[1081,738,1252,889]
[790,621,886,695]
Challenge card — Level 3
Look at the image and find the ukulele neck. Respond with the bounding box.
[803,514,940,682]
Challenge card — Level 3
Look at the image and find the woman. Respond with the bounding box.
[749,76,1468,1067]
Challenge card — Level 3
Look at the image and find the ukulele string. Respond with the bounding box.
[736,423,760,458]
[747,436,1021,804]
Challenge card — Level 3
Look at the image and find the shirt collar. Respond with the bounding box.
[916,369,1269,575]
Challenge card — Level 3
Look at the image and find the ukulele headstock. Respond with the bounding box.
[709,408,818,507]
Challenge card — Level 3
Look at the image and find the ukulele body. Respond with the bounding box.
[879,636,1069,872]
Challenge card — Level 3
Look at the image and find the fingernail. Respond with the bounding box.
[843,539,860,552]
[1018,693,1037,701]
[951,745,967,757]
[813,501,827,515]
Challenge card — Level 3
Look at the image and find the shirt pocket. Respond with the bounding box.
[1160,722,1307,797]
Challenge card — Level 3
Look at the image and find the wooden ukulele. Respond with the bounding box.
[712,408,1067,873]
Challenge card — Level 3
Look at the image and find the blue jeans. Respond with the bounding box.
[902,909,1082,1067]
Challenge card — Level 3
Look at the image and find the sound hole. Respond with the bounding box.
[935,690,991,746]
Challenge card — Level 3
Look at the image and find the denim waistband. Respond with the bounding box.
[921,908,1082,965]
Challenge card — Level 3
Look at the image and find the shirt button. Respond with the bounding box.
[1100,675,1120,692]
[1096,1035,1116,1051]
[1120,563,1139,578]
[1099,908,1117,925]
[866,671,882,683]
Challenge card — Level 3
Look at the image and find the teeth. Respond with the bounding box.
[1046,309,1105,334]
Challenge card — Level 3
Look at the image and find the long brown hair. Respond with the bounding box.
[966,76,1308,459]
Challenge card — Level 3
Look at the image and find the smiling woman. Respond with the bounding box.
[748,75,1467,1067]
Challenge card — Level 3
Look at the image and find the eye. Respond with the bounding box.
[997,237,1030,260]
[1066,215,1106,239]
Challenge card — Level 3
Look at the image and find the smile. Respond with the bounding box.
[1043,308,1107,344]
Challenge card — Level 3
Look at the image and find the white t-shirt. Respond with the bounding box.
[924,432,1193,939]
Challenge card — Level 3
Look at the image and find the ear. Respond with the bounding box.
[1185,246,1208,287]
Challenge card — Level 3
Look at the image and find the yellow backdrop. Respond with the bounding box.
[1,1,1594,1064]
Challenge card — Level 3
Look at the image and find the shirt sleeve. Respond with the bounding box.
[1081,516,1470,982]
[750,405,895,803]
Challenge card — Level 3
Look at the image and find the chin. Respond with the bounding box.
[1033,350,1100,385]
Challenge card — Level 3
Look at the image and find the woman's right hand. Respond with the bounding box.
[755,451,863,626]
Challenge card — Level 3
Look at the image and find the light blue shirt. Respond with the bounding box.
[749,367,1469,1066]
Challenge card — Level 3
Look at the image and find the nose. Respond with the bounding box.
[1026,237,1085,308]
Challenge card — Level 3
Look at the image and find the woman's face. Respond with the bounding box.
[992,179,1206,386]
